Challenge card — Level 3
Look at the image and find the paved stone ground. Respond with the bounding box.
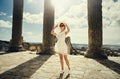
[0,51,120,79]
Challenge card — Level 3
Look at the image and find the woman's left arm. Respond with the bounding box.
[65,24,70,35]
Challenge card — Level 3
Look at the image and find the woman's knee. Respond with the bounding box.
[59,54,63,59]
[64,55,68,60]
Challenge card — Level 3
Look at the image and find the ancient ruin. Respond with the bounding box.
[8,0,24,52]
[8,0,108,59]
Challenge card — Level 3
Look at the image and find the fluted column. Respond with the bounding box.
[8,0,24,52]
[42,0,55,54]
[85,0,108,59]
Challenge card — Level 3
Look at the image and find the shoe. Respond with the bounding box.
[60,70,64,74]
[68,70,70,74]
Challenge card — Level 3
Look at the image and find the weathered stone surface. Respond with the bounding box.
[85,0,108,59]
[65,36,72,54]
[42,0,55,54]
[0,52,120,79]
[8,0,24,52]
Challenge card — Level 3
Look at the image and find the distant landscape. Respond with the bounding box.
[72,43,120,50]
[0,40,120,56]
[1,40,120,49]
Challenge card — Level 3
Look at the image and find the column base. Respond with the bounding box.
[84,49,108,60]
[7,46,25,52]
[37,47,55,55]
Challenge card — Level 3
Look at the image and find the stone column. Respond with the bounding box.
[85,0,108,59]
[8,0,24,52]
[41,0,55,54]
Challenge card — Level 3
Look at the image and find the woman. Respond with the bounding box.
[51,22,70,74]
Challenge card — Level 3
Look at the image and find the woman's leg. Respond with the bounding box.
[59,53,64,71]
[64,55,70,70]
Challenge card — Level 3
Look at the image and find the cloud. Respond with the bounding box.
[23,12,43,24]
[102,0,120,45]
[27,0,43,4]
[1,0,119,44]
[103,26,120,45]
[54,1,88,44]
[0,12,7,16]
[54,0,120,44]
[0,20,12,28]
[102,0,120,27]
[27,0,34,3]
[24,32,33,36]
[23,31,42,42]
[69,28,88,44]
[0,27,12,41]
[56,3,87,28]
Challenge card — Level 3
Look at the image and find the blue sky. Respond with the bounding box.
[0,0,120,45]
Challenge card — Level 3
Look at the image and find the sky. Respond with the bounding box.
[0,0,120,45]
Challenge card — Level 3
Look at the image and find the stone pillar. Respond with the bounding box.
[85,0,108,59]
[65,37,72,54]
[8,0,24,52]
[41,0,55,54]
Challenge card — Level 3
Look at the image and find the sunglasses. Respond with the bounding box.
[60,23,65,27]
[60,25,64,27]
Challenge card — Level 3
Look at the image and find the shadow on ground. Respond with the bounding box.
[96,59,120,74]
[0,51,26,55]
[56,73,70,79]
[0,55,51,79]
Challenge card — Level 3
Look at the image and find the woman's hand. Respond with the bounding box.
[51,24,58,36]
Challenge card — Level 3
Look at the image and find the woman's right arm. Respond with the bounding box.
[51,24,58,36]
[65,24,70,35]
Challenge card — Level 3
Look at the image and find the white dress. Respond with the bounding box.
[55,31,68,55]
